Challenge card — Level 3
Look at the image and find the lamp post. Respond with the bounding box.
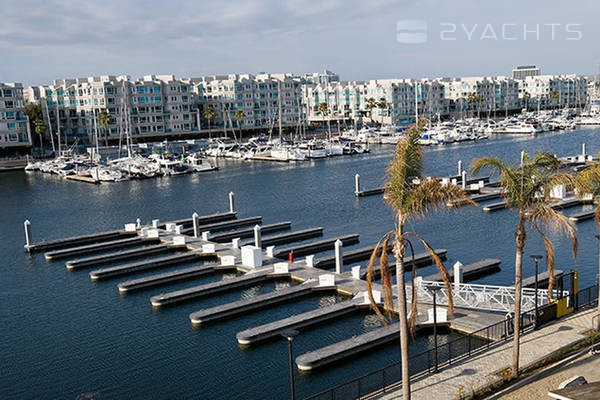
[530,255,543,329]
[428,285,442,373]
[281,329,299,400]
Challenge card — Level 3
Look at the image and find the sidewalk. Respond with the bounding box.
[373,309,596,400]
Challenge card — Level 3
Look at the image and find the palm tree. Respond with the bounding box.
[523,92,531,111]
[365,97,377,123]
[573,161,600,327]
[317,102,331,141]
[471,153,577,379]
[234,109,246,141]
[466,93,481,118]
[34,118,46,156]
[377,97,388,125]
[551,90,560,111]
[204,106,216,139]
[98,109,111,147]
[366,118,474,400]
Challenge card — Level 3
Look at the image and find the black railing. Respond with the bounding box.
[306,284,600,400]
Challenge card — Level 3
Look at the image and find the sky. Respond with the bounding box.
[1,0,599,86]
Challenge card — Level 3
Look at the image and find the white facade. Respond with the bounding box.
[0,82,31,150]
[518,74,588,110]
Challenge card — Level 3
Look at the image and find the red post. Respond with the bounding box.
[289,250,294,263]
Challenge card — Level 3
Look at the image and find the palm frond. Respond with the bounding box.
[404,239,419,337]
[405,178,476,217]
[470,157,507,176]
[365,236,389,324]
[528,204,578,261]
[379,237,395,318]
[405,231,455,319]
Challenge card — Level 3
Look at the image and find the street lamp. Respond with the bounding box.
[281,329,299,400]
[530,255,543,329]
[427,285,442,373]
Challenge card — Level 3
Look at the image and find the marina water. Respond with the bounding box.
[2,127,600,399]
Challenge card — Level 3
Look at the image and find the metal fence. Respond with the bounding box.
[305,283,600,400]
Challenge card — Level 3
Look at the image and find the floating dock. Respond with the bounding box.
[483,201,507,212]
[359,249,448,280]
[27,230,135,253]
[44,236,151,261]
[521,269,563,288]
[569,210,596,223]
[150,270,272,307]
[550,197,581,210]
[164,211,237,229]
[181,216,262,235]
[242,227,324,247]
[296,322,401,371]
[236,299,361,344]
[423,259,501,283]
[65,243,173,270]
[273,234,360,258]
[89,251,208,281]
[210,222,292,242]
[189,281,319,325]
[117,264,226,293]
[314,243,394,269]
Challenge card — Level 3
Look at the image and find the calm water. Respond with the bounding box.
[1,127,600,399]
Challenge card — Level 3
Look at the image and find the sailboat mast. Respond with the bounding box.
[44,98,56,154]
[55,99,62,154]
[278,80,282,141]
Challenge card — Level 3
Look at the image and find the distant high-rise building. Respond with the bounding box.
[512,65,541,80]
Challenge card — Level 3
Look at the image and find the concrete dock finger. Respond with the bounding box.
[242,227,324,248]
[314,243,394,270]
[66,243,172,270]
[189,281,319,325]
[295,322,400,371]
[163,211,237,228]
[27,230,134,252]
[45,236,150,261]
[181,216,263,235]
[483,201,507,212]
[150,270,272,307]
[89,251,207,281]
[423,258,501,283]
[273,234,360,258]
[569,209,596,222]
[117,264,224,293]
[236,300,360,344]
[210,222,292,242]
[360,249,448,280]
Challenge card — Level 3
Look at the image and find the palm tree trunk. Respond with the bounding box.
[512,216,526,378]
[394,219,411,400]
[39,134,44,156]
[104,127,109,147]
[208,119,211,140]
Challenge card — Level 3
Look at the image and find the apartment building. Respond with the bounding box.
[191,73,303,133]
[25,75,195,145]
[518,74,588,110]
[0,82,31,153]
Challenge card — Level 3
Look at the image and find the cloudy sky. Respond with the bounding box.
[1,0,599,85]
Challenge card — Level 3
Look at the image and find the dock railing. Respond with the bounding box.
[304,283,599,400]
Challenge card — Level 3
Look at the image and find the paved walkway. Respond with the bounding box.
[499,351,600,400]
[374,309,596,400]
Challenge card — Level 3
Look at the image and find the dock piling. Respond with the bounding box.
[229,192,235,213]
[152,219,160,228]
[354,174,360,195]
[24,220,32,251]
[334,239,343,274]
[457,160,462,176]
[520,150,525,166]
[253,225,262,248]
[136,218,141,229]
[453,261,464,286]
[582,143,586,156]
[461,171,467,190]
[192,213,200,238]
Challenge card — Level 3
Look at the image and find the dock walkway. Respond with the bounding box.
[372,309,595,400]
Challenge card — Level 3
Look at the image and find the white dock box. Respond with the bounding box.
[241,246,262,268]
[124,223,137,232]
